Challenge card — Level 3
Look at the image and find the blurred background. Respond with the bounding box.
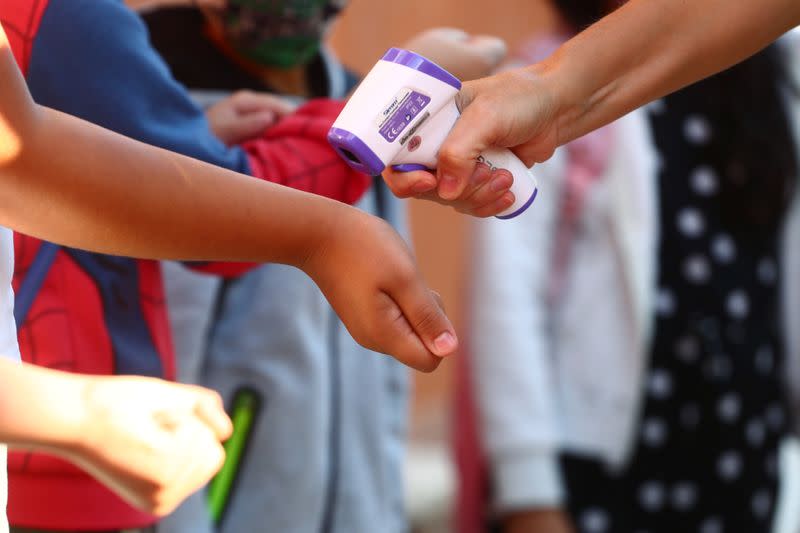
[330,5,800,533]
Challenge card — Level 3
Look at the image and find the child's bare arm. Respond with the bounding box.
[0,358,232,516]
[0,30,457,370]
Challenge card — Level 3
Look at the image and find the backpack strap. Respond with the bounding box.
[14,241,60,329]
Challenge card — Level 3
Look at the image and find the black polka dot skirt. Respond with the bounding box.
[560,94,788,533]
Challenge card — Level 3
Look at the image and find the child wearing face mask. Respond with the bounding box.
[0,0,466,532]
[140,4,507,533]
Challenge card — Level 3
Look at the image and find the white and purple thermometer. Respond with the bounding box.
[327,48,537,219]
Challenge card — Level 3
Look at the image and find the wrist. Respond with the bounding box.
[292,199,359,277]
[8,366,94,454]
[47,372,94,454]
[527,42,603,147]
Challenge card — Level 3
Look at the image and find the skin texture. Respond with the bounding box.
[0,358,232,516]
[205,89,297,146]
[0,32,456,370]
[0,20,456,510]
[382,0,800,216]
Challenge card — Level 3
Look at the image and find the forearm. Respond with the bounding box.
[1,103,343,267]
[0,359,86,452]
[541,0,800,145]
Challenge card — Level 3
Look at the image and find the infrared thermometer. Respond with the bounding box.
[327,48,537,219]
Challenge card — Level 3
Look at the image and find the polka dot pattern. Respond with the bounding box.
[690,166,719,196]
[711,234,735,263]
[638,482,666,511]
[683,255,711,284]
[677,208,706,238]
[641,417,668,447]
[684,114,713,145]
[726,290,749,319]
[717,451,743,481]
[671,481,698,511]
[560,92,786,533]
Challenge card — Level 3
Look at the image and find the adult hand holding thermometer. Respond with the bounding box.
[328,48,538,219]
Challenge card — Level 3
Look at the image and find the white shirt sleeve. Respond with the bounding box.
[468,153,567,511]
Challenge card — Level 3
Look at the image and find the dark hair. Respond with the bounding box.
[553,0,798,230]
[699,45,798,230]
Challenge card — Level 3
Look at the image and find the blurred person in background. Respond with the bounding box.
[140,2,506,533]
[464,2,800,532]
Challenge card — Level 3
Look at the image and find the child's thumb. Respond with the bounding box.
[394,279,458,359]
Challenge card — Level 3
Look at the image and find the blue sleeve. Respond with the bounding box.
[27,0,252,174]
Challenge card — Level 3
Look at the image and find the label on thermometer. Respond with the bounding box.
[376,88,430,143]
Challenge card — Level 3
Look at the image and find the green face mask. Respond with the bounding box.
[219,0,344,69]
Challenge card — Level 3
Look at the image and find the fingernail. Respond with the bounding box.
[439,174,460,200]
[490,173,513,192]
[412,180,437,194]
[433,331,458,355]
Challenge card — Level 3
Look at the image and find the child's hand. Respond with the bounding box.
[403,28,508,82]
[206,90,297,146]
[304,209,458,372]
[64,376,233,516]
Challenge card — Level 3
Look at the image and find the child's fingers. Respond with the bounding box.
[374,291,443,373]
[191,388,233,441]
[225,111,277,143]
[231,90,296,117]
[388,272,458,359]
[151,419,226,516]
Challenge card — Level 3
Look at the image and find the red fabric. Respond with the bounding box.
[1,0,48,75]
[188,98,370,279]
[243,98,371,206]
[454,345,491,533]
[9,474,158,530]
[8,237,164,529]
